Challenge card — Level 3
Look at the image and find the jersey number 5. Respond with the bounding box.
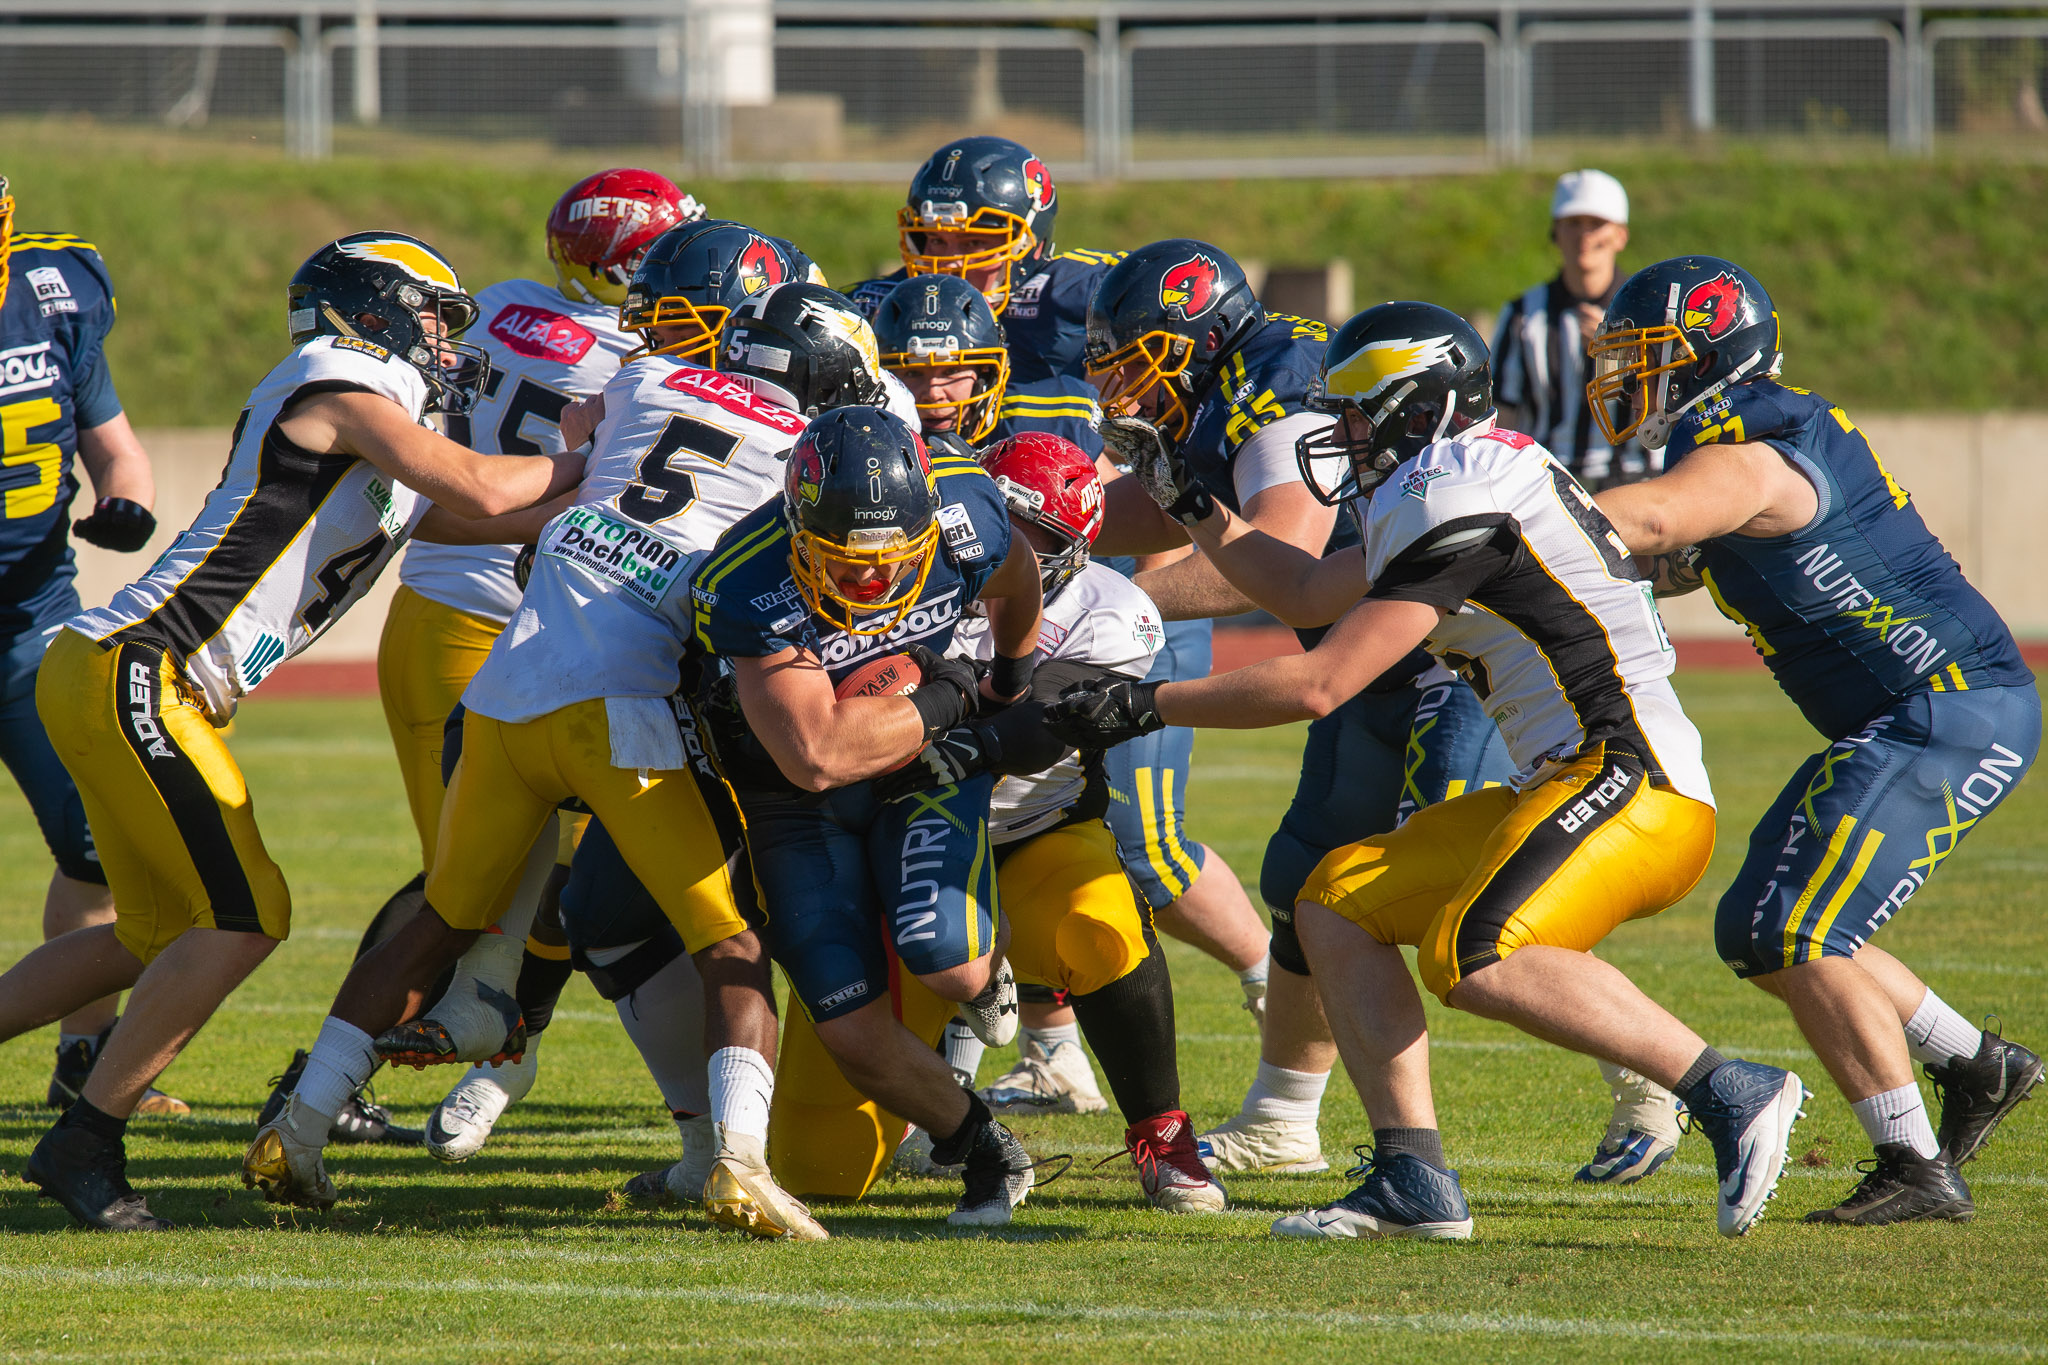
[1,396,63,519]
[617,414,741,525]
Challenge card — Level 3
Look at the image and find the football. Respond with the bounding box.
[832,652,923,700]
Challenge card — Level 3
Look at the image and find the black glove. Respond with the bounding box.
[1045,679,1167,750]
[876,701,1071,802]
[72,497,156,552]
[513,543,536,591]
[1100,414,1216,526]
[903,643,978,740]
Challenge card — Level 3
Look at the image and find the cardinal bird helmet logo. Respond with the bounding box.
[1159,254,1221,322]
[1681,273,1746,342]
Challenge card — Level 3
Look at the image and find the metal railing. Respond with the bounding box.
[3,2,2044,173]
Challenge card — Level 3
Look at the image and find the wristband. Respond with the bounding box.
[988,649,1038,701]
[909,674,972,740]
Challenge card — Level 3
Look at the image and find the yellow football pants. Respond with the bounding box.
[769,818,1150,1199]
[377,584,504,868]
[36,629,291,964]
[1300,744,1716,1003]
[427,701,746,953]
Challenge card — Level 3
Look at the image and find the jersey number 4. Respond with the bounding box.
[617,414,741,525]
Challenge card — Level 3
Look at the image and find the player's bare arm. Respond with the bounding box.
[1158,495,1370,630]
[1153,597,1440,728]
[74,412,156,509]
[1135,476,1344,623]
[974,533,1045,700]
[410,488,581,546]
[277,388,582,520]
[734,646,945,792]
[1595,439,1818,555]
[559,392,605,450]
[1095,470,1189,556]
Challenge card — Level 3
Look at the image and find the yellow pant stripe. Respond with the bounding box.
[963,813,988,962]
[524,936,572,961]
[1159,767,1201,887]
[1801,827,1887,963]
[1132,767,1190,902]
[1784,814,1857,967]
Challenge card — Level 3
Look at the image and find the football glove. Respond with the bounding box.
[876,702,1070,802]
[1100,415,1216,526]
[513,543,535,590]
[72,497,156,552]
[1045,679,1166,750]
[904,644,979,740]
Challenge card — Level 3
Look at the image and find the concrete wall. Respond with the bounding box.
[69,415,2048,667]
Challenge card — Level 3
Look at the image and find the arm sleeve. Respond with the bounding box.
[1364,514,1520,611]
[1231,410,1332,507]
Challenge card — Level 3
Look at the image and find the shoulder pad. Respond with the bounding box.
[331,335,393,361]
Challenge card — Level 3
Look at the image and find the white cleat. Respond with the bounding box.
[242,1094,340,1209]
[961,959,1019,1048]
[1196,1112,1329,1175]
[426,1048,539,1163]
[702,1127,828,1241]
[980,1037,1108,1115]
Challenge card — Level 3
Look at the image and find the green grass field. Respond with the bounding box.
[0,672,2044,1362]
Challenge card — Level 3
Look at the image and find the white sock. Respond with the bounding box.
[1849,1082,1941,1159]
[941,1019,986,1087]
[708,1046,775,1144]
[58,1031,97,1051]
[294,1017,377,1120]
[1022,1021,1082,1056]
[1242,1060,1328,1125]
[614,953,709,1116]
[1238,954,1270,987]
[1904,988,1983,1068]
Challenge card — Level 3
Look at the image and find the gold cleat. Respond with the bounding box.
[241,1095,339,1209]
[701,1129,827,1241]
[134,1088,191,1117]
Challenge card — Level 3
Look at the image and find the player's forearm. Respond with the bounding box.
[1093,475,1191,557]
[768,698,926,791]
[1182,505,1346,628]
[1155,654,1334,728]
[76,414,156,508]
[413,490,576,547]
[1132,552,1258,621]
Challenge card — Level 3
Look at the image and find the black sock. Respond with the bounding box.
[930,1088,994,1167]
[61,1097,127,1143]
[1674,1047,1729,1110]
[515,948,575,1038]
[1070,926,1180,1124]
[1375,1127,1447,1172]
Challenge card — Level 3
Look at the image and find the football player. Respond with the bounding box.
[849,136,1121,384]
[0,176,187,1118]
[770,433,1225,1211]
[244,278,841,1243]
[1086,241,1511,1176]
[1050,300,1810,1241]
[1590,257,2042,1224]
[688,380,1047,1226]
[0,232,579,1230]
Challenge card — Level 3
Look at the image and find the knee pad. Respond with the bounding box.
[1713,894,1779,980]
[1259,828,1320,926]
[571,930,685,1001]
[1267,905,1311,977]
[1053,903,1146,998]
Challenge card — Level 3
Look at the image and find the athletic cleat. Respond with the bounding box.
[257,1050,418,1146]
[960,959,1019,1049]
[1575,1065,1684,1184]
[242,1094,340,1210]
[47,1023,190,1117]
[373,1014,526,1071]
[22,1125,171,1232]
[980,1037,1107,1115]
[949,1119,1034,1226]
[623,1115,717,1208]
[892,1125,962,1179]
[1684,1059,1807,1237]
[425,1051,538,1162]
[1928,1027,2044,1166]
[1803,1143,1975,1226]
[1196,1113,1328,1175]
[1271,1147,1473,1241]
[702,1128,828,1240]
[1124,1110,1227,1213]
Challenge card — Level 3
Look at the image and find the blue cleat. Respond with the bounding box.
[1575,1065,1684,1184]
[1270,1147,1473,1241]
[1574,1128,1678,1185]
[1685,1060,1808,1237]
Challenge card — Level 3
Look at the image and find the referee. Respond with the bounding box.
[1491,169,1652,490]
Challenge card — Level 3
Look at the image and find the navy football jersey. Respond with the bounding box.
[846,270,905,322]
[991,374,1104,459]
[0,232,123,637]
[850,249,1123,387]
[1668,379,2032,739]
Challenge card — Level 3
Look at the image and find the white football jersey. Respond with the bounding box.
[463,358,804,723]
[397,279,638,624]
[71,335,430,720]
[1357,423,1712,805]
[950,562,1164,844]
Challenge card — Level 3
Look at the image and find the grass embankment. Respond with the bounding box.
[7,124,2045,424]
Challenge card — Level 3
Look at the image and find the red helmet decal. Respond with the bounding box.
[1681,273,1746,342]
[1021,157,1054,212]
[1159,254,1222,322]
[736,237,787,296]
[791,440,826,506]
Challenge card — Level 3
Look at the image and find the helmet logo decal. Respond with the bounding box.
[802,299,884,375]
[1021,157,1054,211]
[1159,254,1221,321]
[794,445,825,505]
[567,195,655,226]
[337,238,459,290]
[736,237,787,295]
[942,150,962,182]
[1681,273,1746,341]
[1324,334,1457,402]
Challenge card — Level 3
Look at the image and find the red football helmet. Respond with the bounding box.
[979,432,1104,600]
[546,168,706,307]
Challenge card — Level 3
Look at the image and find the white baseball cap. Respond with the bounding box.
[1551,169,1628,224]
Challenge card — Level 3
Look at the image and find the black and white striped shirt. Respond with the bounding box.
[1491,277,1657,490]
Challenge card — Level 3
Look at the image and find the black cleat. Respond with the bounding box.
[256,1048,420,1146]
[948,1120,1035,1227]
[23,1125,171,1232]
[1803,1143,1974,1226]
[1929,1028,2044,1166]
[48,1021,189,1116]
